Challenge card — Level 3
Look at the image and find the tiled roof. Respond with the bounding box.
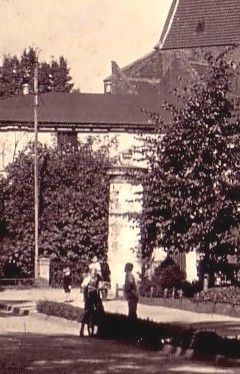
[157,0,240,50]
[0,92,172,133]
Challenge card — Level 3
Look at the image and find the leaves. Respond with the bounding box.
[0,139,110,275]
[0,47,74,99]
[140,48,240,262]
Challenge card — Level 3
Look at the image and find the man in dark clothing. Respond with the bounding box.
[124,262,138,319]
[100,261,111,299]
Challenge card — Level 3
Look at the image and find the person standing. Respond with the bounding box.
[100,260,111,299]
[124,262,138,319]
[89,255,102,276]
[79,268,104,337]
[63,267,72,303]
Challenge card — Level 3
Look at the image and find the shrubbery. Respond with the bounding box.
[36,300,83,321]
[196,286,240,305]
[140,260,187,297]
[154,262,186,290]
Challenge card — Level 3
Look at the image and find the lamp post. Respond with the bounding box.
[33,54,39,281]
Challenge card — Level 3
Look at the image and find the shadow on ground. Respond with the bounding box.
[190,320,240,337]
[0,332,190,374]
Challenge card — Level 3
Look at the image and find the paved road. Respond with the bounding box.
[0,309,237,374]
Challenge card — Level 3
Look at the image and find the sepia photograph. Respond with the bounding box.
[0,0,240,373]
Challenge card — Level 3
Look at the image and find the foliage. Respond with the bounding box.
[139,257,186,297]
[153,263,186,291]
[49,260,89,287]
[36,300,83,321]
[0,47,73,99]
[139,48,240,264]
[1,138,110,275]
[197,286,240,305]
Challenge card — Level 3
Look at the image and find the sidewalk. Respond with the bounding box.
[1,286,240,330]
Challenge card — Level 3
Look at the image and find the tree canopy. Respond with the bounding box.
[0,47,74,99]
[140,48,240,264]
[0,138,110,276]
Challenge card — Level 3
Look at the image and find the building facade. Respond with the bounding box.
[0,0,239,288]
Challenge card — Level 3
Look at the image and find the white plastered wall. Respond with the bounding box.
[107,167,143,295]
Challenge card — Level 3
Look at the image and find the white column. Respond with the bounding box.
[38,257,50,285]
[107,166,144,296]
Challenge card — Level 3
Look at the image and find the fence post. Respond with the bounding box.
[203,273,209,291]
[150,286,154,299]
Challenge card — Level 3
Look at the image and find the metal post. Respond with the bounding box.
[34,56,39,281]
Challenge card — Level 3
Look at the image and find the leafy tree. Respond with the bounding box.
[0,138,110,275]
[0,55,21,98]
[140,48,240,268]
[153,262,186,291]
[0,47,74,99]
[47,56,73,92]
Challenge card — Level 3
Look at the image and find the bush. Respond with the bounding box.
[181,281,202,298]
[196,286,240,305]
[153,263,186,290]
[36,300,83,321]
[140,262,187,297]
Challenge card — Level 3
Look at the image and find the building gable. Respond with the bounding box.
[104,50,164,95]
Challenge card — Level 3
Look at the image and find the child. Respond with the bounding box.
[63,267,72,303]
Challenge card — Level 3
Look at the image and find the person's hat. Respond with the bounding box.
[125,262,133,271]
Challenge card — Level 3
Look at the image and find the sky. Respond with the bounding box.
[0,0,172,93]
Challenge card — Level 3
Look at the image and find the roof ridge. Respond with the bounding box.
[155,0,179,50]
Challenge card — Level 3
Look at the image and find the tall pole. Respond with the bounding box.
[34,55,39,281]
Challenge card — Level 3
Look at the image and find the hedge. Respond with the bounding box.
[36,300,83,321]
[196,286,240,305]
